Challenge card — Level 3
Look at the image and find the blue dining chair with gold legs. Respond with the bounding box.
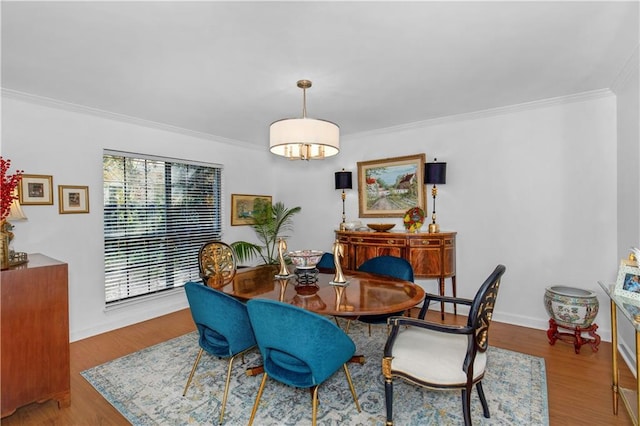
[246,299,361,426]
[353,255,416,335]
[183,282,257,425]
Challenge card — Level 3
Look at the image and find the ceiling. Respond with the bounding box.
[2,1,638,147]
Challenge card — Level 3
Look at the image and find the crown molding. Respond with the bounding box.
[3,86,615,147]
[610,43,639,94]
[1,88,260,150]
[345,88,615,141]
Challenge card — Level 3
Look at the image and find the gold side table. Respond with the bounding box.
[599,280,640,425]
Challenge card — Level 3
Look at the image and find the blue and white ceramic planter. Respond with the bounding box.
[544,285,599,329]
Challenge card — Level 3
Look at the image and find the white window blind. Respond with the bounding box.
[103,150,222,304]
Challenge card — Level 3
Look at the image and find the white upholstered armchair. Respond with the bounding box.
[382,264,506,426]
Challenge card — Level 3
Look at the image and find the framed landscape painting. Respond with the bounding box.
[231,194,272,226]
[357,154,426,218]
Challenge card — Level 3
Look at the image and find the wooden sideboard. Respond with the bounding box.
[1,254,70,418]
[335,230,457,317]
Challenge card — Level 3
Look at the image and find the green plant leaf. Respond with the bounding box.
[230,201,301,265]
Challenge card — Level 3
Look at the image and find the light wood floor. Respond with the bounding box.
[2,308,636,425]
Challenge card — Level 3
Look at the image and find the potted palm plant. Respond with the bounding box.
[231,200,301,265]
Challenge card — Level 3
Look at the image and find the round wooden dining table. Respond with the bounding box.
[209,264,425,370]
[211,265,425,318]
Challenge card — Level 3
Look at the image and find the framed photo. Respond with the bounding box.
[231,194,272,226]
[357,154,426,218]
[58,185,89,214]
[614,260,640,301]
[19,174,53,205]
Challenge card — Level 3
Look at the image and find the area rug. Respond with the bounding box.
[81,321,548,425]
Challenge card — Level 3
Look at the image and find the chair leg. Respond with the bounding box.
[183,348,204,396]
[368,323,372,336]
[345,319,352,333]
[343,364,361,412]
[384,376,394,425]
[219,353,239,425]
[476,381,490,418]
[334,316,341,327]
[461,387,472,426]
[248,373,268,426]
[382,356,394,425]
[311,385,319,426]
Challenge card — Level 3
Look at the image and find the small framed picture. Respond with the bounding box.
[19,174,54,205]
[58,185,90,214]
[231,194,272,226]
[614,260,640,301]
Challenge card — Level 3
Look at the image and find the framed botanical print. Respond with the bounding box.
[357,154,426,218]
[19,174,54,205]
[231,194,272,226]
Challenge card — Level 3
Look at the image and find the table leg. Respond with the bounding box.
[636,330,640,422]
[611,299,619,415]
[451,275,457,316]
[439,277,445,320]
[438,276,457,320]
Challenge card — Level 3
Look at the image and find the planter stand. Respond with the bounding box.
[546,318,601,354]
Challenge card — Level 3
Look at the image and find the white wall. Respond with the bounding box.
[1,93,278,341]
[612,45,640,367]
[0,89,621,343]
[278,93,619,338]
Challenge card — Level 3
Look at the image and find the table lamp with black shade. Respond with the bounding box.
[335,169,352,230]
[424,159,447,233]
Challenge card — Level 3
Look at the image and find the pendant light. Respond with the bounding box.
[269,80,339,160]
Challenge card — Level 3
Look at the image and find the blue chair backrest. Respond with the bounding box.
[316,252,335,270]
[246,299,355,388]
[357,255,414,282]
[184,281,256,357]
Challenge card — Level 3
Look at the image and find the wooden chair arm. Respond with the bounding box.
[418,293,473,319]
[387,316,472,335]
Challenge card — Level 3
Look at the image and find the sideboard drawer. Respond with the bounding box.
[349,236,406,247]
[409,238,442,247]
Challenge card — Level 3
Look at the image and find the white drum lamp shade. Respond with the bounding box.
[269,80,339,160]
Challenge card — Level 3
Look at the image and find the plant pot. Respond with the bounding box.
[544,285,599,328]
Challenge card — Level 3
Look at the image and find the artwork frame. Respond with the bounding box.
[231,194,272,226]
[357,153,426,218]
[19,174,54,205]
[614,259,640,301]
[58,185,90,214]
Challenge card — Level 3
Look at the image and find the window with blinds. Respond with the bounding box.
[103,151,222,304]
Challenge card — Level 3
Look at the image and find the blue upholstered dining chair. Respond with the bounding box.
[183,281,257,425]
[246,299,361,426]
[354,255,416,335]
[383,265,506,426]
[316,252,335,272]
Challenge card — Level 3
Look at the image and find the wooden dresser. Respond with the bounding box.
[335,230,457,317]
[1,254,70,418]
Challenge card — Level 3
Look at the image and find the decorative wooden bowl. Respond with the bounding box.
[367,223,395,232]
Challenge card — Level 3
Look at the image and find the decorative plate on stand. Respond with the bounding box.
[403,207,425,232]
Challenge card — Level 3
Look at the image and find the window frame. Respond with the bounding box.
[103,149,223,306]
